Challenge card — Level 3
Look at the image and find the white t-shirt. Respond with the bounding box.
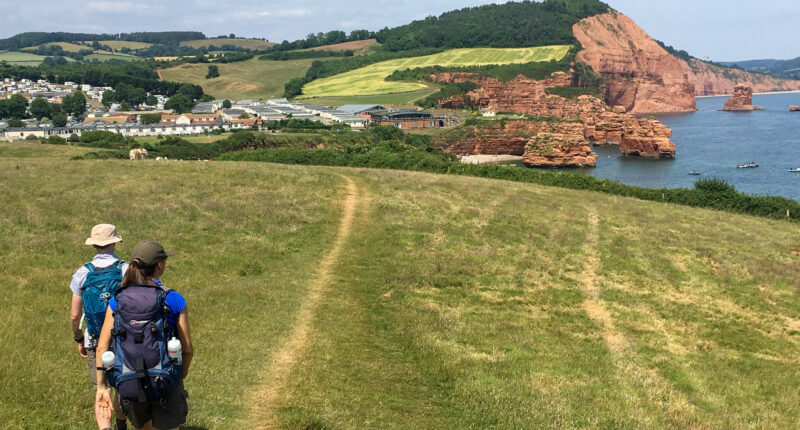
[70,253,129,348]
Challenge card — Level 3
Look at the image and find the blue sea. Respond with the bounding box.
[585,93,800,201]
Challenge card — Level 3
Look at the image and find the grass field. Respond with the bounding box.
[0,51,49,65]
[85,52,140,62]
[4,142,800,428]
[180,38,275,50]
[300,88,439,107]
[22,42,87,53]
[159,57,322,100]
[97,40,152,51]
[300,45,572,98]
[296,39,379,54]
[134,135,228,145]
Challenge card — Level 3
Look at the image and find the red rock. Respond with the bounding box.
[685,59,800,96]
[722,85,763,111]
[790,106,800,112]
[573,12,697,114]
[522,122,598,168]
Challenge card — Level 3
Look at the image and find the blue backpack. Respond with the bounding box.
[105,284,183,402]
[81,261,124,339]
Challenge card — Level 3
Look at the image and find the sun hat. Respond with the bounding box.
[85,224,123,247]
[130,239,173,266]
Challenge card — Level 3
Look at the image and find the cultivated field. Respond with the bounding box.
[85,52,139,62]
[22,42,87,53]
[296,39,379,54]
[0,51,49,65]
[159,58,323,100]
[4,143,800,428]
[300,45,572,98]
[180,38,275,50]
[97,40,153,51]
[300,88,439,108]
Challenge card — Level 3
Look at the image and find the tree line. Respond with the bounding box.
[0,32,206,51]
[374,0,609,51]
[0,92,86,126]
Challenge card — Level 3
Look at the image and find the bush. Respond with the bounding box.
[26,135,40,141]
[694,177,735,193]
[68,133,80,143]
[47,135,67,145]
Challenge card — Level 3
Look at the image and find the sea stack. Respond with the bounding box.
[722,84,763,111]
[790,106,800,112]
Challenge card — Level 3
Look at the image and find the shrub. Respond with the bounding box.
[47,135,67,145]
[694,177,735,193]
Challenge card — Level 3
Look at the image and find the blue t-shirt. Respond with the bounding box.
[109,286,186,328]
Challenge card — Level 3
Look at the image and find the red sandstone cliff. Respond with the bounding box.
[722,85,763,111]
[685,59,800,96]
[573,12,697,114]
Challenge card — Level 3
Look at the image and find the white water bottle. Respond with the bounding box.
[101,351,115,371]
[168,337,182,364]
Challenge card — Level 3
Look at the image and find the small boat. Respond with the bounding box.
[688,171,701,176]
[737,162,759,169]
[789,168,800,173]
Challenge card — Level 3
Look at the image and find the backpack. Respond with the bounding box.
[81,260,123,340]
[105,284,183,402]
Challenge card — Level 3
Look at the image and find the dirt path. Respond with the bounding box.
[156,69,163,81]
[246,175,360,429]
[579,211,701,428]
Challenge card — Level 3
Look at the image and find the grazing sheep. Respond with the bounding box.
[129,148,148,160]
[155,156,168,161]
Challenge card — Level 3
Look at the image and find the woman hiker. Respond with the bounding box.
[94,240,194,430]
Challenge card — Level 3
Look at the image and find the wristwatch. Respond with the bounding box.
[74,335,84,343]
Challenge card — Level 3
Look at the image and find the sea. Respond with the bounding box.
[583,92,800,202]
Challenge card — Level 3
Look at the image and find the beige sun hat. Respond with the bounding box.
[85,224,123,247]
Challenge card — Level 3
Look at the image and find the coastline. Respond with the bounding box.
[697,90,800,99]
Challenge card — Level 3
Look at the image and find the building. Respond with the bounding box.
[369,110,445,131]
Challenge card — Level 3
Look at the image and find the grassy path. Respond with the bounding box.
[247,175,362,429]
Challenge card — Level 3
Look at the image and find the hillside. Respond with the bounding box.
[721,58,800,80]
[158,57,321,100]
[687,59,800,95]
[296,39,379,54]
[180,38,274,50]
[300,45,571,98]
[4,142,800,428]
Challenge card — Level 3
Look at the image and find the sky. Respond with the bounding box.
[0,0,798,61]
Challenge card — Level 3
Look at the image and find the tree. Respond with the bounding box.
[68,133,80,143]
[222,99,232,109]
[8,94,29,119]
[238,112,251,119]
[164,93,194,113]
[140,113,162,125]
[206,65,220,79]
[128,88,147,108]
[101,90,116,108]
[29,97,51,120]
[52,112,68,127]
[0,98,8,119]
[177,83,203,101]
[120,101,131,111]
[63,92,87,116]
[145,95,158,106]
[7,118,25,128]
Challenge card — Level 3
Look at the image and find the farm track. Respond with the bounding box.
[246,175,362,429]
[579,211,702,428]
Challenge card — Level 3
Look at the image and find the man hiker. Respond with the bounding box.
[70,224,129,430]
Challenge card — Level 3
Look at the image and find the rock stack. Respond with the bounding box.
[722,85,763,111]
[790,106,800,112]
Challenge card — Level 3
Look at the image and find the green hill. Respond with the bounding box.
[4,142,800,428]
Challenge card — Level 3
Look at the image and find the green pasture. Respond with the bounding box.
[97,40,153,51]
[300,88,439,107]
[159,57,322,101]
[85,52,140,62]
[0,51,49,65]
[180,38,275,51]
[300,45,571,98]
[3,142,800,428]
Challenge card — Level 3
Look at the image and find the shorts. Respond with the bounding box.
[120,381,188,430]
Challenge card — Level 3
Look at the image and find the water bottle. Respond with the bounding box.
[168,337,182,364]
[101,351,115,371]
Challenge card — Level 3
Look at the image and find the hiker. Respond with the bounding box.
[69,223,129,430]
[95,239,193,430]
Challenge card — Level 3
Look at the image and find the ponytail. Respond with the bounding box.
[122,258,158,287]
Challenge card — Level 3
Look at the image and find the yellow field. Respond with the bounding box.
[180,38,275,50]
[299,45,571,98]
[22,42,87,53]
[296,39,379,54]
[98,40,153,51]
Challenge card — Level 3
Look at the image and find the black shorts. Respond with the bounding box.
[120,381,188,430]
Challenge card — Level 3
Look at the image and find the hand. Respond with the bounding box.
[78,342,87,358]
[95,386,114,424]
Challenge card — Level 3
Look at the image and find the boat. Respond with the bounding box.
[688,171,701,176]
[737,162,759,169]
[789,168,800,173]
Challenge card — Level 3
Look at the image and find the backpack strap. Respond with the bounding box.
[83,262,95,272]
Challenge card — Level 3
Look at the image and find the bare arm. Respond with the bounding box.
[94,308,115,423]
[176,308,193,379]
[70,294,83,339]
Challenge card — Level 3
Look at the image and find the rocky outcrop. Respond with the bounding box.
[685,59,800,96]
[790,106,800,112]
[433,70,676,160]
[573,12,697,114]
[722,85,763,111]
[522,122,598,168]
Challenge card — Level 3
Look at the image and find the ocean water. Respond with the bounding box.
[584,93,800,201]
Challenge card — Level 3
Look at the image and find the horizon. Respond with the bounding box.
[1,0,799,62]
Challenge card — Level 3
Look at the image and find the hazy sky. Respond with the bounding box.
[1,0,797,61]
